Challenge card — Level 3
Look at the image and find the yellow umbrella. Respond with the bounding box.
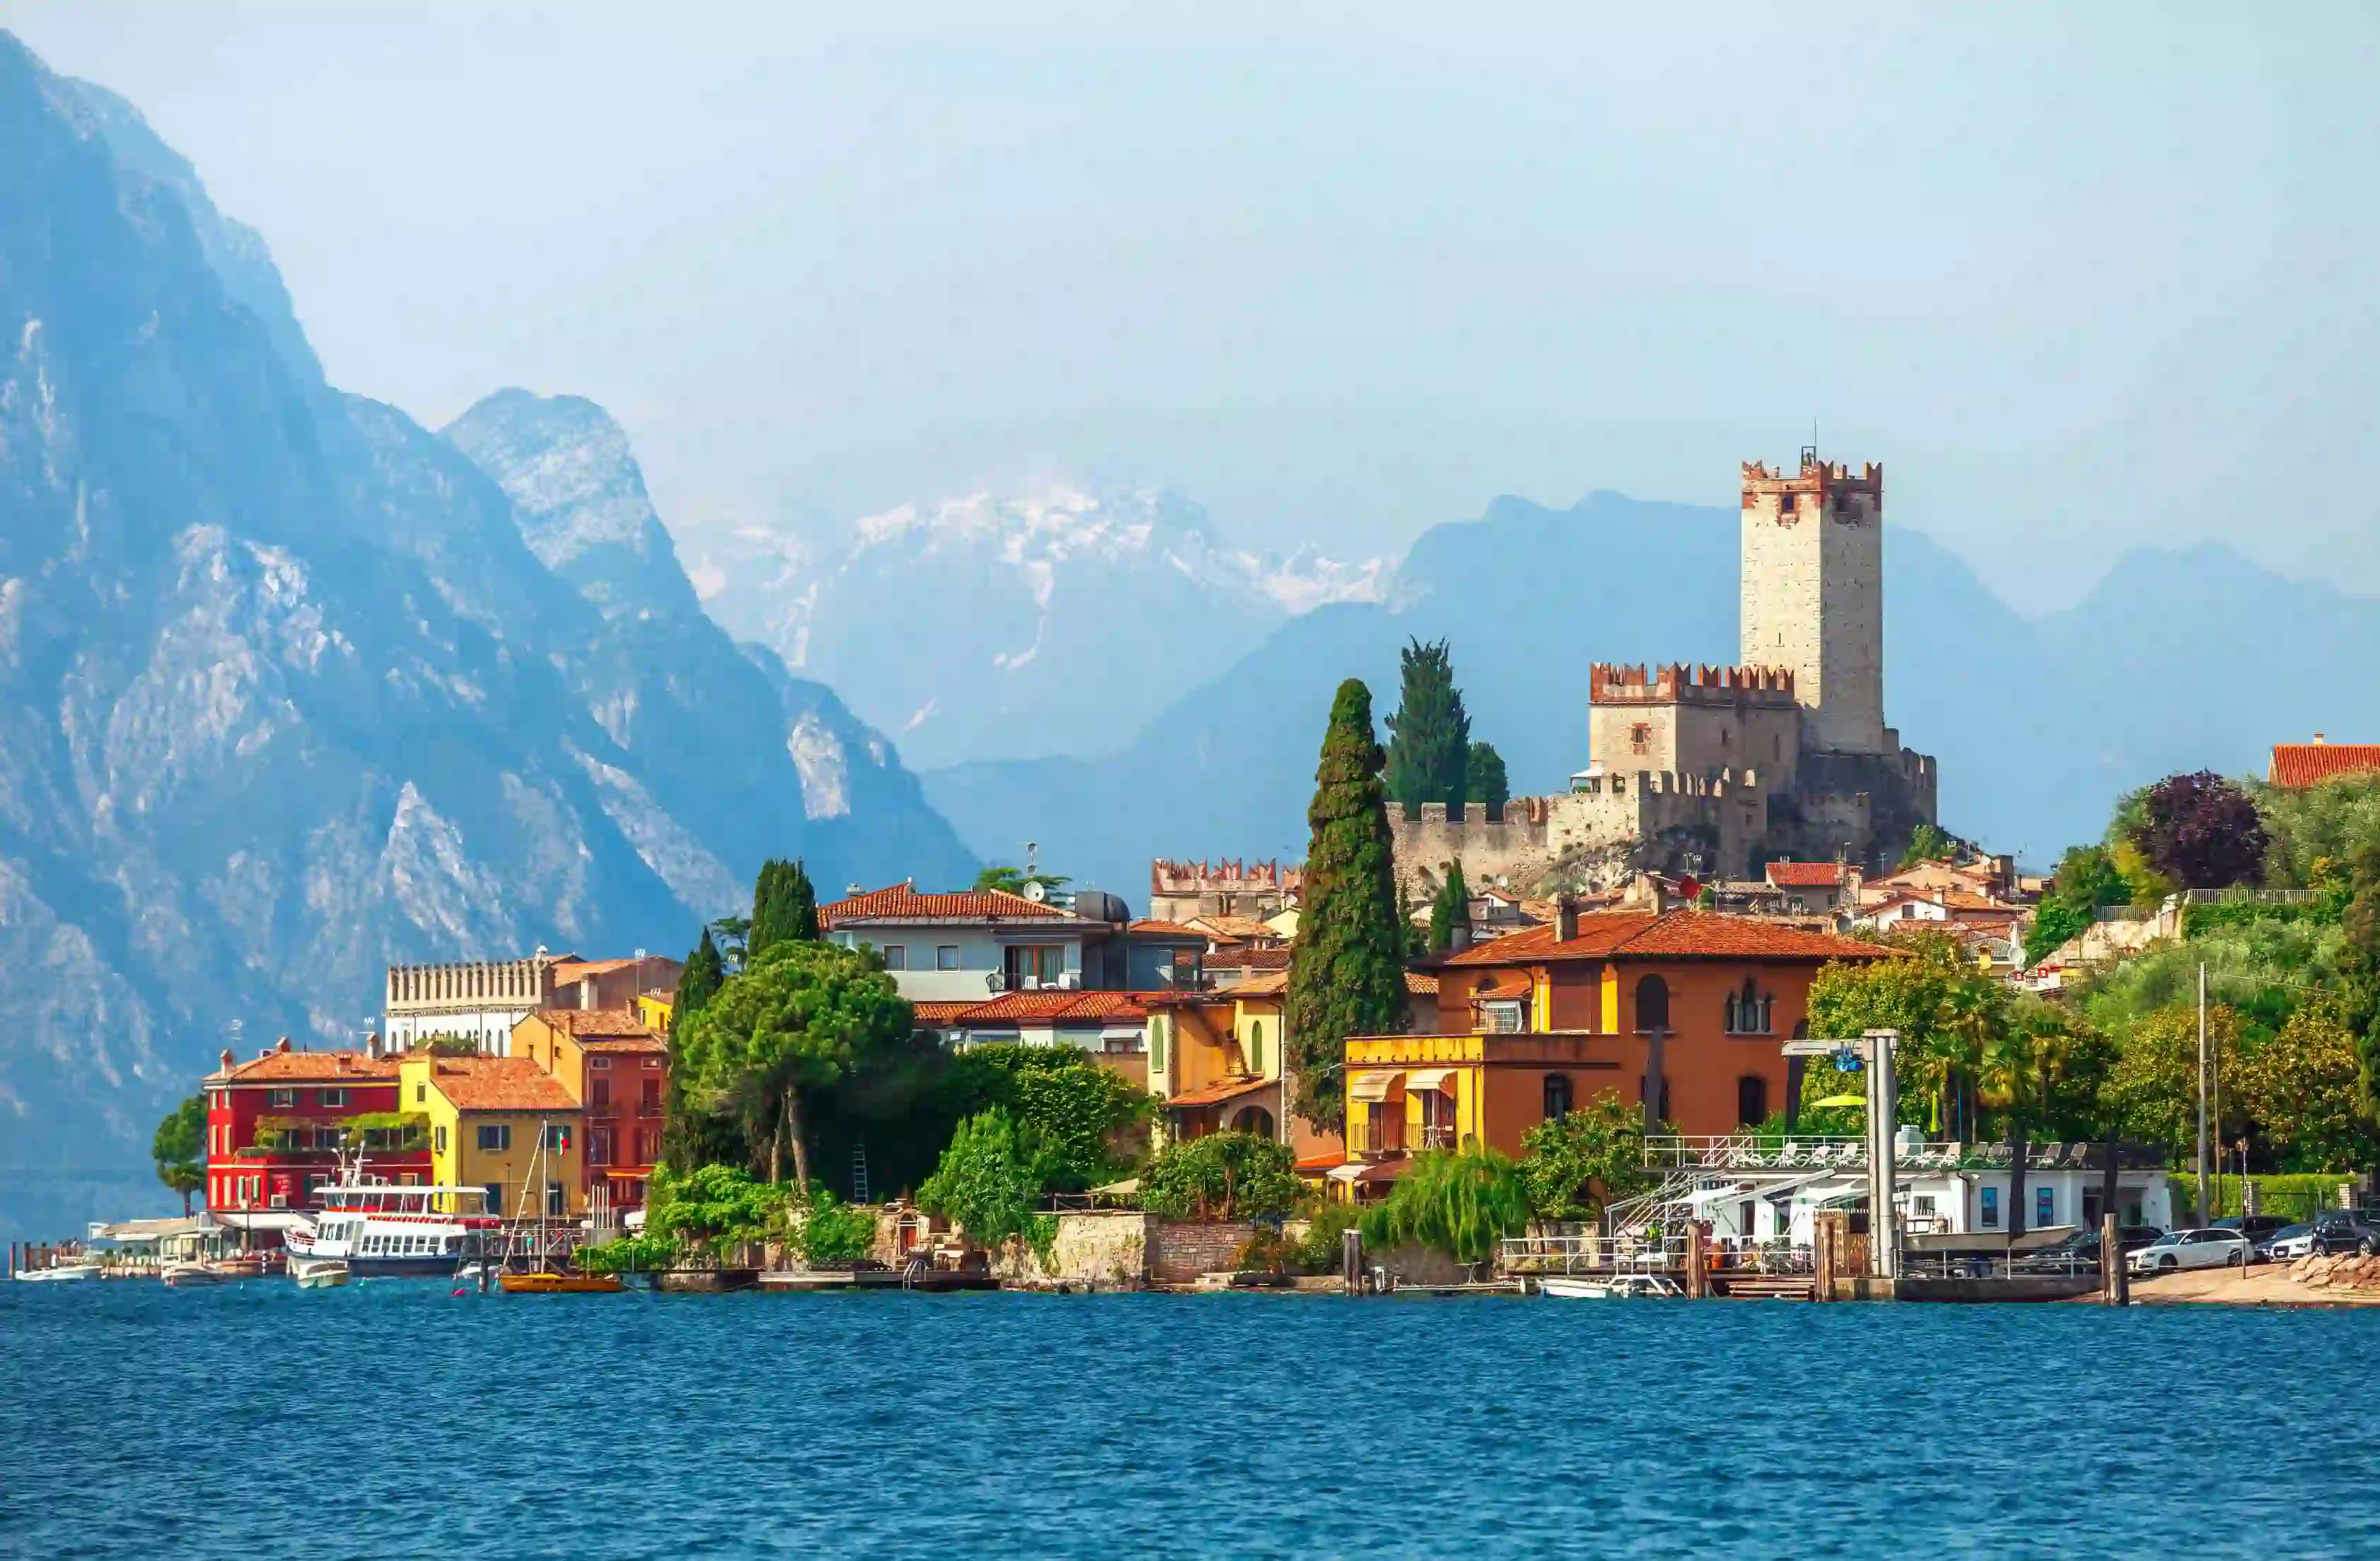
[1810,1094,1867,1110]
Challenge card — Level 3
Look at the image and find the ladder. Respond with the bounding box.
[850,1141,870,1204]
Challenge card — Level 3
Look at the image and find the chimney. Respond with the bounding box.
[1554,894,1578,943]
[219,1047,234,1072]
[275,1036,291,1054]
[2315,732,2327,745]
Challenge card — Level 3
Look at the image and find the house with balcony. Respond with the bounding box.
[1331,906,1898,1200]
[511,1008,669,1212]
[203,1041,427,1247]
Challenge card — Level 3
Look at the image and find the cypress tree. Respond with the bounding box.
[677,927,725,1018]
[1287,679,1413,1131]
[749,857,821,959]
[1427,859,1470,955]
[1466,741,1509,821]
[1382,639,1471,817]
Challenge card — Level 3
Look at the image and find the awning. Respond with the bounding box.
[1165,1075,1276,1110]
[1347,1071,1398,1103]
[1404,1068,1455,1094]
[1090,1177,1141,1197]
[1327,1159,1412,1185]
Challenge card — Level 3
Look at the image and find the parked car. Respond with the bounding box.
[2212,1215,2290,1242]
[2257,1223,2318,1262]
[2129,1228,2252,1275]
[2309,1213,2380,1257]
[2012,1227,2165,1275]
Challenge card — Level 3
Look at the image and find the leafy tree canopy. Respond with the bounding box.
[750,857,821,959]
[1518,1090,1654,1222]
[792,1187,879,1267]
[153,1095,206,1214]
[678,925,726,1018]
[974,865,1071,896]
[917,1106,1042,1249]
[1141,1131,1297,1221]
[1807,932,2008,1136]
[2131,770,2268,890]
[645,1162,787,1262]
[1383,638,1471,815]
[958,1043,1152,1193]
[1898,822,1958,870]
[1465,741,1509,822]
[1359,1147,1533,1265]
[1427,858,1470,956]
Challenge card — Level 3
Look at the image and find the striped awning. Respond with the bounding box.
[1347,1070,1399,1103]
[1404,1068,1455,1094]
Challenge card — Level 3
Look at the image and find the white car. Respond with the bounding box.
[2129,1228,2251,1275]
[2261,1223,2318,1262]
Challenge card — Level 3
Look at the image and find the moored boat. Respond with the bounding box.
[291,1258,350,1290]
[161,1261,225,1288]
[12,1260,104,1283]
[497,1271,624,1295]
[283,1175,500,1278]
[1540,1274,1683,1300]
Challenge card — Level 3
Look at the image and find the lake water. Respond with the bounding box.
[4,1283,2377,1558]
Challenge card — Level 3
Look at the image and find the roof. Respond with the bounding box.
[1186,915,1280,942]
[1217,972,1290,998]
[2271,742,2380,788]
[417,1057,581,1112]
[1766,861,1846,889]
[1210,946,1293,971]
[1127,919,1207,939]
[1466,971,1533,1001]
[534,1007,655,1041]
[208,1048,402,1086]
[910,1001,979,1024]
[915,991,1165,1026]
[547,957,642,983]
[1165,1075,1278,1109]
[1405,971,1440,996]
[1443,909,1899,966]
[821,883,1073,928]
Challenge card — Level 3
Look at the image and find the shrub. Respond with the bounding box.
[1359,1148,1532,1265]
[792,1188,879,1267]
[1142,1132,1297,1222]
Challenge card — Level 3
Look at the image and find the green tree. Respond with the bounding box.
[2235,997,2376,1171]
[963,1043,1152,1192]
[1518,1091,1655,1222]
[1359,1147,1533,1266]
[1898,822,1957,869]
[1807,932,2006,1139]
[675,939,912,1191]
[2104,1004,2245,1159]
[917,1106,1042,1249]
[152,1095,206,1216]
[792,1187,880,1266]
[713,915,753,972]
[750,857,821,959]
[644,1162,786,1264]
[1141,1132,1297,1221]
[2024,844,2136,964]
[1382,638,1471,816]
[677,926,726,1017]
[1427,858,1470,955]
[973,865,1070,897]
[1286,679,1414,1129]
[2256,774,2380,891]
[1465,741,1509,822]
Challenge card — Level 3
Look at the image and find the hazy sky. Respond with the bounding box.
[11,2,2376,609]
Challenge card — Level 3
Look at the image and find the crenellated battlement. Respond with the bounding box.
[1589,661,1797,707]
[1741,456,1884,497]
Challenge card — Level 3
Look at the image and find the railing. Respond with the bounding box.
[1419,1125,1454,1150]
[1345,1120,1406,1156]
[1499,1233,1683,1275]
[2182,887,2314,905]
[637,1103,664,1118]
[1643,1134,2093,1173]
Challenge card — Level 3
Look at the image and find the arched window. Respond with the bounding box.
[1246,1020,1266,1075]
[1542,1073,1573,1122]
[1737,1074,1769,1127]
[1634,975,1670,1035]
[1230,1105,1275,1139]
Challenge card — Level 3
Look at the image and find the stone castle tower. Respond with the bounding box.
[1739,449,1886,754]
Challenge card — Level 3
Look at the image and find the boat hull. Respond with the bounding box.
[499,1272,624,1295]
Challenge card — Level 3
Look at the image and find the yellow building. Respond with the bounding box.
[634,990,675,1036]
[398,1054,585,1221]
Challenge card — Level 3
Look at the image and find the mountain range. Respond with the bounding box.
[0,37,969,1240]
[688,487,1393,770]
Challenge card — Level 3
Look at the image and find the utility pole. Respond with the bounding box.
[2196,962,2210,1229]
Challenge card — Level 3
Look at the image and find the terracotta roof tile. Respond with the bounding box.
[208,1049,402,1085]
[1444,909,1896,966]
[2271,743,2380,788]
[1128,919,1206,939]
[1165,1075,1277,1109]
[1218,972,1290,997]
[1211,946,1294,971]
[911,1002,978,1023]
[422,1057,581,1112]
[1404,972,1440,996]
[939,991,1162,1023]
[1467,971,1534,1000]
[537,1007,654,1040]
[1765,861,1846,889]
[821,884,1072,928]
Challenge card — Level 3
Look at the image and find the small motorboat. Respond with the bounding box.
[498,1270,625,1295]
[1540,1274,1684,1300]
[13,1260,104,1283]
[160,1262,225,1288]
[291,1258,350,1290]
[207,1254,268,1278]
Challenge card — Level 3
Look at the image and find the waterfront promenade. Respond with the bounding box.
[6,1283,2377,1557]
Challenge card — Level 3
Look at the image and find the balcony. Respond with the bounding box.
[636,1102,664,1118]
[1344,1117,1407,1157]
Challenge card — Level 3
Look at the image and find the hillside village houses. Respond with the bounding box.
[380,949,681,1056]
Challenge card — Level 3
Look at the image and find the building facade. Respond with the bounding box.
[381,950,680,1056]
[202,1043,427,1245]
[398,1054,585,1221]
[511,1009,670,1211]
[823,883,1204,1004]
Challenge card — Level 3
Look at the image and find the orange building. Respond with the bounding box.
[1337,908,1897,1192]
[511,1008,670,1211]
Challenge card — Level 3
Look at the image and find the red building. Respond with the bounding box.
[203,1040,429,1247]
[511,1009,670,1211]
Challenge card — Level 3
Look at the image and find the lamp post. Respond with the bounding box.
[1783,1028,1902,1279]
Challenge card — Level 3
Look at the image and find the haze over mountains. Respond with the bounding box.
[0,37,967,1238]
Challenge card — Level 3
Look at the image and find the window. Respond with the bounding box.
[1482,1000,1524,1033]
[636,1128,661,1163]
[1150,1019,1167,1072]
[546,1124,572,1154]
[881,944,908,971]
[1724,978,1773,1035]
[1634,975,1670,1035]
[1542,1074,1573,1122]
[1246,1021,1266,1074]
[1630,723,1651,754]
[547,1182,566,1218]
[2036,1186,2055,1229]
[1736,1074,1768,1127]
[268,1088,295,1108]
[320,1088,345,1108]
[591,1079,611,1110]
[936,945,960,973]
[434,1124,448,1153]
[1004,944,1066,987]
[416,1084,427,1104]
[589,1056,611,1070]
[589,1127,614,1167]
[476,1124,511,1153]
[1980,1187,2000,1228]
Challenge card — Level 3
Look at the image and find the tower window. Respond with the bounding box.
[1631,723,1650,754]
[1780,493,1797,514]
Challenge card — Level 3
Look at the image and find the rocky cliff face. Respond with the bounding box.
[0,36,970,1239]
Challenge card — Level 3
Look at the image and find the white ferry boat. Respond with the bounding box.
[283,1180,500,1278]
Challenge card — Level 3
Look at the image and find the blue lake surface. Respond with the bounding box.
[5,1282,2379,1559]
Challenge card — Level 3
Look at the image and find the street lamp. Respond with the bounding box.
[1782,1028,1902,1279]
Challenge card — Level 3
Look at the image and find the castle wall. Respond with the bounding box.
[1585,663,1803,797]
[1742,459,1886,754]
[1387,771,1768,898]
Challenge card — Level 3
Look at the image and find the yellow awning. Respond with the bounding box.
[1347,1070,1398,1103]
[1405,1068,1455,1093]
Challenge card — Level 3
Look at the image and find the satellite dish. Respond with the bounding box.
[1021,879,1047,903]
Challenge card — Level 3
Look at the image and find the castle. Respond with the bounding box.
[1389,450,1938,896]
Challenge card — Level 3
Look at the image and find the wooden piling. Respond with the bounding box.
[2100,1213,2129,1306]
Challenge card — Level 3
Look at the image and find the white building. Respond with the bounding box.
[821,882,1203,1004]
[381,949,679,1056]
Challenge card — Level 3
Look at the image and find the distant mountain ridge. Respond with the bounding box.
[920,489,2362,897]
[0,35,970,1240]
[691,485,1395,768]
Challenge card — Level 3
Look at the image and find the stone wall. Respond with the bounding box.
[989,1210,1160,1288]
[1149,1220,1256,1284]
